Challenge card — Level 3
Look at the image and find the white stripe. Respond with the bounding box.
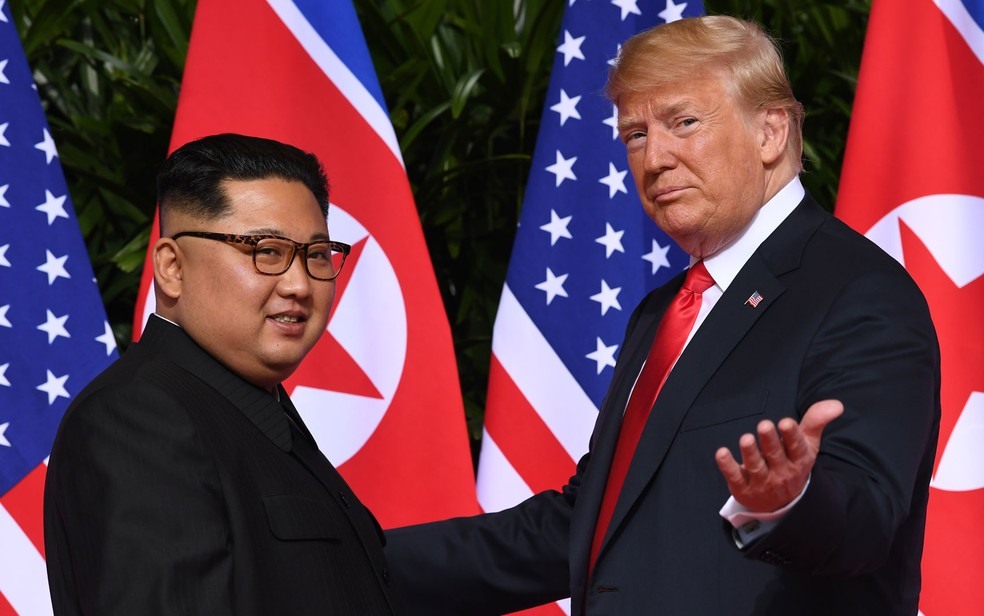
[935,0,984,64]
[476,429,534,512]
[264,0,405,166]
[491,285,597,461]
[0,505,53,616]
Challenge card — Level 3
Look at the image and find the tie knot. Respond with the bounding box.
[683,261,715,294]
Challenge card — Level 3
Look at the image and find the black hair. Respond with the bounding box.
[157,133,330,223]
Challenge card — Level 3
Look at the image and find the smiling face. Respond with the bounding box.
[618,73,787,258]
[154,177,335,390]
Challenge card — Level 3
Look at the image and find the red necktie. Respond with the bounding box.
[588,261,715,574]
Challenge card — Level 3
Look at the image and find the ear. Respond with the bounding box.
[152,237,183,301]
[759,107,790,166]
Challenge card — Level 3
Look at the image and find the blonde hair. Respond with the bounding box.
[606,15,805,170]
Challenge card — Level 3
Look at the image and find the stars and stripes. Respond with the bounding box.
[0,5,117,613]
[476,1,702,613]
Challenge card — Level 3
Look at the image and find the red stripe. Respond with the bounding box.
[485,356,577,494]
[0,463,48,558]
[0,589,16,616]
[507,603,566,616]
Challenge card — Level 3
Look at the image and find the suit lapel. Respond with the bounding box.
[602,254,785,547]
[569,280,680,581]
[589,195,829,566]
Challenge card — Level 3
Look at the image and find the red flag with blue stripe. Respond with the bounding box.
[133,0,479,528]
[834,0,984,613]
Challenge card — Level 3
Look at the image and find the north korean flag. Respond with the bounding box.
[835,1,984,613]
[133,0,479,528]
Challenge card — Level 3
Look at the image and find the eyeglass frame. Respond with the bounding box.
[171,231,351,281]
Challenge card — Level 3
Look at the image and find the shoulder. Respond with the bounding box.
[52,349,209,466]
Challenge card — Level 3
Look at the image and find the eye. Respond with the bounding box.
[254,240,289,261]
[677,117,698,129]
[255,245,282,257]
[306,244,331,261]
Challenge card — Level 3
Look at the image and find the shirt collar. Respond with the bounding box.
[697,176,804,292]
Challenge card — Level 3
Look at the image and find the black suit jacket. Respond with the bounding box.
[44,315,399,615]
[386,195,941,615]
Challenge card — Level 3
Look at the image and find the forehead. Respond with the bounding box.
[220,177,328,237]
[618,74,732,118]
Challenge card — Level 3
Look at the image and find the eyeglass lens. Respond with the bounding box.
[252,238,343,280]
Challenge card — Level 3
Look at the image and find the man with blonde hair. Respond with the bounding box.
[388,16,939,615]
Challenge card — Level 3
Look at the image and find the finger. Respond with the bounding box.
[738,432,768,477]
[777,418,810,462]
[756,420,787,467]
[800,399,845,443]
[715,447,746,488]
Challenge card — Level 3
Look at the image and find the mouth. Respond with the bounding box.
[269,313,307,326]
[652,186,689,202]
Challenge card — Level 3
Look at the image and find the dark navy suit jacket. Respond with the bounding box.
[387,195,941,616]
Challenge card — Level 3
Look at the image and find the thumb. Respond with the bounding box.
[800,399,844,443]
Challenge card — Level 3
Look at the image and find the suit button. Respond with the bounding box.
[382,568,392,586]
[339,491,351,508]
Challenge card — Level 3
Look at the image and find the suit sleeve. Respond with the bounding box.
[385,462,582,615]
[44,381,234,615]
[744,266,940,575]
[383,292,664,615]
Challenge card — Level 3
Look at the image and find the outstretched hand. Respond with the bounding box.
[714,399,844,513]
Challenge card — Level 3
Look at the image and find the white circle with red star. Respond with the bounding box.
[864,193,984,492]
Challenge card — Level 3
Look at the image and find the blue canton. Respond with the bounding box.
[0,5,117,494]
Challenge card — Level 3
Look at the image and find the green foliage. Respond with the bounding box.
[11,0,196,344]
[14,0,869,443]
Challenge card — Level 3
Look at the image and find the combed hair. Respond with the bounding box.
[157,133,331,225]
[606,15,805,170]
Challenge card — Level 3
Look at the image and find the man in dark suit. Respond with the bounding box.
[44,133,399,615]
[386,16,940,615]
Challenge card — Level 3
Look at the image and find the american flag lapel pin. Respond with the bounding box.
[745,291,764,308]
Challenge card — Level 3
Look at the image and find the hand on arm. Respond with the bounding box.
[715,399,844,513]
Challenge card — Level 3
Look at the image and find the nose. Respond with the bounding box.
[276,251,317,298]
[643,132,676,175]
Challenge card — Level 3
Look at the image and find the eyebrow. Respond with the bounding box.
[244,227,330,242]
[617,99,700,132]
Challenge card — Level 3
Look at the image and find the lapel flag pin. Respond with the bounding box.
[745,291,764,308]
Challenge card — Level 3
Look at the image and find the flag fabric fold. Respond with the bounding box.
[834,0,984,613]
[132,0,478,528]
[0,5,117,614]
[475,1,702,613]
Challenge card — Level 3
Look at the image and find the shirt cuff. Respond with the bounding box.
[718,477,810,547]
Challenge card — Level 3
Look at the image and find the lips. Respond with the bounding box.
[268,311,308,331]
[652,185,689,202]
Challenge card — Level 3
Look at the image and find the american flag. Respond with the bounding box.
[476,1,703,613]
[745,291,764,308]
[834,0,984,613]
[0,7,117,615]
